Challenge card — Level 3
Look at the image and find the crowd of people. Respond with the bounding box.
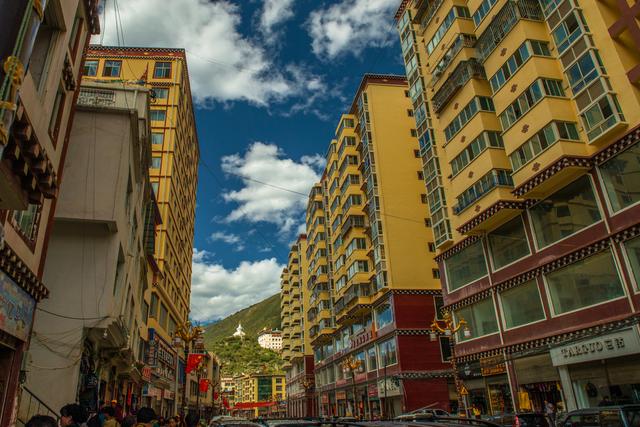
[23,401,207,427]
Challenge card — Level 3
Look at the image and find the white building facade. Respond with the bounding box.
[257,329,283,351]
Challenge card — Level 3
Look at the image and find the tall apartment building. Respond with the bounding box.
[395,0,640,415]
[282,74,451,419]
[27,82,155,414]
[280,235,316,417]
[231,373,286,418]
[82,46,200,412]
[0,1,99,425]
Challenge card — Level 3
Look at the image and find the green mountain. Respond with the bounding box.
[203,294,283,376]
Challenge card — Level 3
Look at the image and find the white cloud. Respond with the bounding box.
[308,0,399,59]
[259,0,296,44]
[190,251,284,321]
[209,231,245,251]
[98,0,323,107]
[221,142,324,234]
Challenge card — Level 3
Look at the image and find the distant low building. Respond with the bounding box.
[231,373,286,418]
[257,328,283,351]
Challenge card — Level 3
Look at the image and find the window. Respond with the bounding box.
[29,3,63,90]
[367,347,377,371]
[151,156,162,169]
[489,40,551,93]
[454,298,498,341]
[445,97,495,142]
[150,293,159,318]
[445,240,488,291]
[154,62,172,78]
[624,236,640,290]
[345,237,366,258]
[103,60,122,77]
[432,269,440,279]
[151,132,164,146]
[487,216,530,269]
[150,109,166,122]
[453,169,513,214]
[551,11,588,54]
[426,6,471,54]
[472,0,498,27]
[428,242,436,252]
[374,301,393,330]
[439,337,452,361]
[500,280,545,329]
[545,250,625,315]
[410,129,417,137]
[414,149,420,158]
[377,337,397,367]
[580,94,625,141]
[417,171,424,180]
[151,182,159,195]
[529,175,601,248]
[499,79,565,131]
[450,131,503,176]
[83,60,99,76]
[424,218,432,227]
[153,88,169,99]
[600,142,640,212]
[347,260,368,279]
[566,51,605,95]
[48,85,66,141]
[510,121,580,171]
[12,204,40,241]
[420,194,428,204]
[407,109,414,117]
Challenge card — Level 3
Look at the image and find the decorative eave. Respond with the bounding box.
[395,0,411,20]
[349,74,408,114]
[434,235,481,263]
[456,200,528,234]
[455,316,639,362]
[0,245,48,301]
[594,125,640,164]
[86,45,187,59]
[396,370,453,380]
[512,156,592,197]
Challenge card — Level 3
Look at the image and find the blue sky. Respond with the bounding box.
[100,0,406,321]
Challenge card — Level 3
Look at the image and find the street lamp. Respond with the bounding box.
[173,321,205,417]
[429,311,471,417]
[340,355,362,419]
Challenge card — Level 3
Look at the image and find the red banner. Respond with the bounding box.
[223,397,230,409]
[233,401,277,409]
[186,354,205,373]
[199,378,209,393]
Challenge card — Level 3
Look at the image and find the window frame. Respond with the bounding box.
[153,61,172,79]
[487,215,532,272]
[103,60,122,77]
[620,236,640,293]
[444,239,489,292]
[542,248,627,317]
[453,297,500,342]
[595,142,640,216]
[83,60,99,76]
[497,279,547,330]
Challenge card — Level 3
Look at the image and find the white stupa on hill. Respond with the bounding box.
[233,323,246,339]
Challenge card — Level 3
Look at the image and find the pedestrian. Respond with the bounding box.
[60,404,89,427]
[544,400,556,423]
[102,406,121,427]
[167,417,178,427]
[135,407,157,427]
[25,415,58,427]
[111,401,125,424]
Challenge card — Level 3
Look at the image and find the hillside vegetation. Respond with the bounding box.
[203,293,283,375]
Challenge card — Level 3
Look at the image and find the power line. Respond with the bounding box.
[36,307,111,321]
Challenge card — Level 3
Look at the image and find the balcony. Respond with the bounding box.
[417,0,445,33]
[453,169,514,215]
[432,60,486,113]
[340,215,366,240]
[475,0,543,63]
[431,33,477,86]
[335,283,372,322]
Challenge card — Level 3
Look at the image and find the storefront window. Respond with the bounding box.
[374,301,393,330]
[367,347,377,371]
[355,351,366,373]
[377,337,397,367]
[599,142,640,212]
[545,250,625,315]
[624,236,640,290]
[454,297,498,341]
[487,216,530,269]
[529,175,602,248]
[500,280,545,329]
[445,240,488,291]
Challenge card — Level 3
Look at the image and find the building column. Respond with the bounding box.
[558,366,577,412]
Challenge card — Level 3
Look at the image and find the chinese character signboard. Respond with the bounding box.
[0,270,36,342]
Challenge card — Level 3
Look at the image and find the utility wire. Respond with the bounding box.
[36,307,111,321]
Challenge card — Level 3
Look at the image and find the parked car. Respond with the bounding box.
[395,408,450,421]
[558,405,640,427]
[483,412,554,427]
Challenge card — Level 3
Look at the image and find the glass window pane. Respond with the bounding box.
[599,142,640,212]
[529,175,602,248]
[545,250,624,314]
[455,297,498,341]
[445,240,488,290]
[500,280,545,328]
[488,216,530,269]
[374,301,394,330]
[624,236,640,291]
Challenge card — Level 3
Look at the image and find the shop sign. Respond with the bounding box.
[350,327,376,350]
[148,328,158,367]
[480,355,506,376]
[336,379,348,387]
[367,383,378,398]
[142,365,152,382]
[550,328,640,366]
[355,372,367,382]
[376,377,402,397]
[0,270,36,342]
[336,391,347,400]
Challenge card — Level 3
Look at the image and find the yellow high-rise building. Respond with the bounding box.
[396,0,640,414]
[83,46,199,414]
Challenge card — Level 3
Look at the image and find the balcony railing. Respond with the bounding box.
[419,0,445,33]
[16,387,59,426]
[475,0,543,63]
[453,169,514,214]
[340,215,366,240]
[431,34,477,85]
[432,59,486,112]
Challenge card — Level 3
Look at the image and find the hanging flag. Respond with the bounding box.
[186,354,205,373]
[199,378,209,393]
[222,397,230,409]
[213,392,219,400]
